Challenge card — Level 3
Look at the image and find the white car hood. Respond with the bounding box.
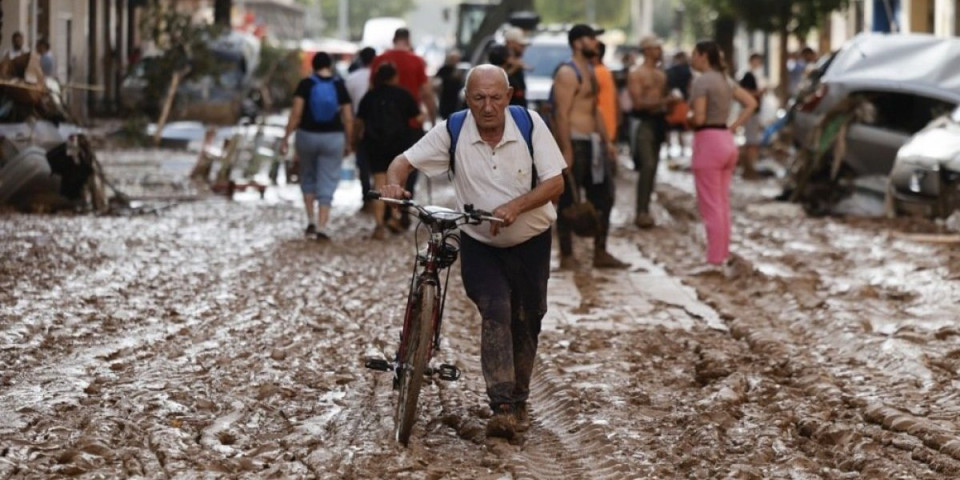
[898,123,960,171]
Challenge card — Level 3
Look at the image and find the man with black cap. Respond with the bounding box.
[552,24,628,270]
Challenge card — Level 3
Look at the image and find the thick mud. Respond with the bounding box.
[1,148,959,478]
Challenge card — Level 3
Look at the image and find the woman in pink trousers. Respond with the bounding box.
[687,40,757,269]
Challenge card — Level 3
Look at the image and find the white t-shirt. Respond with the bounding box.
[345,67,371,113]
[403,108,565,248]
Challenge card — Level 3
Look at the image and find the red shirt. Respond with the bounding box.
[369,49,428,103]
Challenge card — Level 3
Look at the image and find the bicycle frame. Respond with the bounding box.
[393,198,497,369]
[363,192,501,445]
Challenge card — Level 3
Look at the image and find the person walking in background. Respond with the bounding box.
[738,52,767,179]
[435,49,464,119]
[369,28,437,129]
[279,52,354,240]
[552,24,628,270]
[345,46,377,211]
[627,35,674,229]
[687,40,756,271]
[593,42,618,148]
[487,44,510,69]
[665,51,692,162]
[381,65,565,440]
[502,27,529,107]
[369,28,437,231]
[36,39,55,78]
[356,63,422,240]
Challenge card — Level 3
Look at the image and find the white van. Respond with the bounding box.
[362,17,407,53]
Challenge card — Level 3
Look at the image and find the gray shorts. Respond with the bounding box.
[295,130,345,205]
[743,115,763,146]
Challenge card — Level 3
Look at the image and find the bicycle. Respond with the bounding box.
[363,191,502,446]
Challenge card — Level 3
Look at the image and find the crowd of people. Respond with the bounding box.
[282,24,824,439]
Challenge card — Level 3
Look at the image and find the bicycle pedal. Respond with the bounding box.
[364,357,391,372]
[436,364,461,381]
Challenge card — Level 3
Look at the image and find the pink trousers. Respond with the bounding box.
[692,129,738,265]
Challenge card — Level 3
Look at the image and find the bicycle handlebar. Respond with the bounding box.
[365,191,504,226]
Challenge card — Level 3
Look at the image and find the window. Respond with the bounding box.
[853,90,954,133]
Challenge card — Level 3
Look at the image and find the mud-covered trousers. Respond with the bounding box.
[460,229,552,410]
[557,139,615,256]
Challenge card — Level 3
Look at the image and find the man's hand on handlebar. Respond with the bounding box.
[380,184,411,200]
[490,202,518,236]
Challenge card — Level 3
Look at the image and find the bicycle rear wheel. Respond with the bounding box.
[394,282,437,446]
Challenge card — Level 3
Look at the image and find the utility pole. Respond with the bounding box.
[631,0,653,43]
[338,0,348,40]
[214,0,232,27]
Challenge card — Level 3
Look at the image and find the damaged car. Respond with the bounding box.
[887,105,960,218]
[792,33,960,178]
[787,33,960,213]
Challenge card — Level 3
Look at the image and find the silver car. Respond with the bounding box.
[887,106,960,218]
[792,33,960,180]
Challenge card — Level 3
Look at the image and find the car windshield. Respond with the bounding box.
[523,42,570,78]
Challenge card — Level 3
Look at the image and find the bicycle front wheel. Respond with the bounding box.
[394,281,438,446]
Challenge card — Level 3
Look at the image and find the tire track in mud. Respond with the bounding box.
[507,362,637,480]
[642,175,960,478]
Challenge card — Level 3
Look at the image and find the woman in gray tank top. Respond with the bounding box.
[687,40,757,271]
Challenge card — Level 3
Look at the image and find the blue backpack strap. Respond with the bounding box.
[446,109,468,176]
[565,59,583,84]
[507,105,537,189]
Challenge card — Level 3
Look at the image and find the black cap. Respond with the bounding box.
[568,24,605,45]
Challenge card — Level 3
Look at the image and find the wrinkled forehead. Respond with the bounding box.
[465,68,510,93]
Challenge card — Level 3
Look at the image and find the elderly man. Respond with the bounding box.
[382,64,565,440]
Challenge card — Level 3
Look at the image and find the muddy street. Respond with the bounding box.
[2,150,960,479]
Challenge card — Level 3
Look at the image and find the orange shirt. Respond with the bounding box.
[594,63,618,142]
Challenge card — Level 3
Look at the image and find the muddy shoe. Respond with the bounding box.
[558,255,579,271]
[304,223,317,236]
[385,217,406,234]
[594,250,629,269]
[634,212,655,229]
[486,405,518,440]
[514,402,531,432]
[371,226,386,240]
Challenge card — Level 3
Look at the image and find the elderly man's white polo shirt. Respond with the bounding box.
[403,108,565,248]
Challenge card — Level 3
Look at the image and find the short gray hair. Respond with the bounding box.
[464,64,510,92]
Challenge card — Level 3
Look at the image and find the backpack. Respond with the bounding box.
[363,89,408,146]
[308,75,340,123]
[446,105,537,190]
[543,59,585,131]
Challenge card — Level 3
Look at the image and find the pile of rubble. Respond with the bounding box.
[0,50,116,213]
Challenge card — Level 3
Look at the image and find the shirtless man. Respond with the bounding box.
[553,24,628,270]
[627,35,674,229]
